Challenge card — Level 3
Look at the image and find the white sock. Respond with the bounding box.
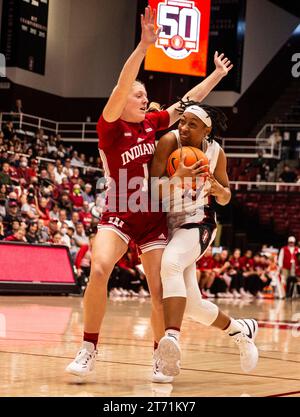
[224,318,243,335]
[165,328,180,341]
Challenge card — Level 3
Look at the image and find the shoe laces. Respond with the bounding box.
[233,333,251,356]
[75,348,96,365]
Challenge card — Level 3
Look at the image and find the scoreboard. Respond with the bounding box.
[145,0,211,77]
[1,0,49,75]
[139,0,246,92]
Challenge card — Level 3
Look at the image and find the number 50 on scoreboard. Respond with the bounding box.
[145,0,211,77]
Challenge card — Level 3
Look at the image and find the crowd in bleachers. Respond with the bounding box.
[227,155,300,184]
[197,247,280,299]
[0,118,104,271]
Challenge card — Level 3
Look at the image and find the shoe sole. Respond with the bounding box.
[151,374,174,384]
[65,367,93,378]
[157,338,181,377]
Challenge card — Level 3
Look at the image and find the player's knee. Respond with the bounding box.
[90,261,111,284]
[185,297,219,326]
[161,249,183,279]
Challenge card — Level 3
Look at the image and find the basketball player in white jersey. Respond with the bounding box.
[150,100,259,377]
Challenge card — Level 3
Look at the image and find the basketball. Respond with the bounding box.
[167,146,209,177]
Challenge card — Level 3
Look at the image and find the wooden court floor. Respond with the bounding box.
[0,295,300,397]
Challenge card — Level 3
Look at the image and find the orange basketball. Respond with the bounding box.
[167,146,209,177]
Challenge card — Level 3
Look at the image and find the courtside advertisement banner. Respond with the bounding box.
[145,0,211,76]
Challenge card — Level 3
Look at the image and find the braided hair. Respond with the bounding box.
[177,98,228,143]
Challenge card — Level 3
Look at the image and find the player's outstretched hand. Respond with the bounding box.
[214,51,234,76]
[140,6,161,48]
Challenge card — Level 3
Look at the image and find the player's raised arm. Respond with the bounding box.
[166,52,234,127]
[103,6,161,123]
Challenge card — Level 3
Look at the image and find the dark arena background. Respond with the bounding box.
[0,0,300,404]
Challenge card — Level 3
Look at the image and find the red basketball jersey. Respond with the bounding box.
[97,111,169,213]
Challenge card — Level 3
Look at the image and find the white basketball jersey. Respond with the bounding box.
[164,130,221,233]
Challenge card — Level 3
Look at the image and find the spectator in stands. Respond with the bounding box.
[57,144,67,159]
[20,192,39,221]
[28,159,39,178]
[58,177,72,194]
[58,208,68,224]
[0,162,13,186]
[228,248,245,298]
[71,151,84,167]
[2,121,14,141]
[54,164,67,185]
[63,158,74,178]
[79,201,93,229]
[35,196,50,221]
[26,220,39,244]
[3,201,21,233]
[17,156,31,185]
[278,236,299,296]
[267,129,282,151]
[59,191,73,217]
[53,231,63,245]
[73,222,89,248]
[70,211,80,228]
[60,222,71,248]
[196,246,215,298]
[75,233,95,289]
[279,165,297,183]
[70,183,84,210]
[48,218,60,241]
[4,227,26,242]
[209,251,231,298]
[12,98,23,114]
[49,203,60,220]
[47,136,58,156]
[37,219,49,243]
[82,183,95,204]
[66,223,78,260]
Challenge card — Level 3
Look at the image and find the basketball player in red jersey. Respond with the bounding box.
[150,101,259,378]
[66,6,233,382]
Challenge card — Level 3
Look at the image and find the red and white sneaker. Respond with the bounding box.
[65,341,97,377]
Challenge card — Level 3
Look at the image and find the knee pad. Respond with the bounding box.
[185,296,219,327]
[161,251,186,299]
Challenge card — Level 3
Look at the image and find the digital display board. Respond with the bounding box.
[0,243,76,284]
[145,0,211,77]
[1,0,49,75]
[139,0,246,92]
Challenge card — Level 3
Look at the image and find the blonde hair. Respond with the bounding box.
[147,102,162,112]
[132,80,146,90]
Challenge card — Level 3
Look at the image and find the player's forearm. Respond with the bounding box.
[215,187,231,206]
[182,69,226,103]
[117,43,147,91]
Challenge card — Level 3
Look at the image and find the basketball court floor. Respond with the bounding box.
[0,295,300,397]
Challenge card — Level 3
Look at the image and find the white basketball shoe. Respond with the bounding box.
[229,319,259,373]
[156,335,181,377]
[152,350,174,383]
[65,341,98,377]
